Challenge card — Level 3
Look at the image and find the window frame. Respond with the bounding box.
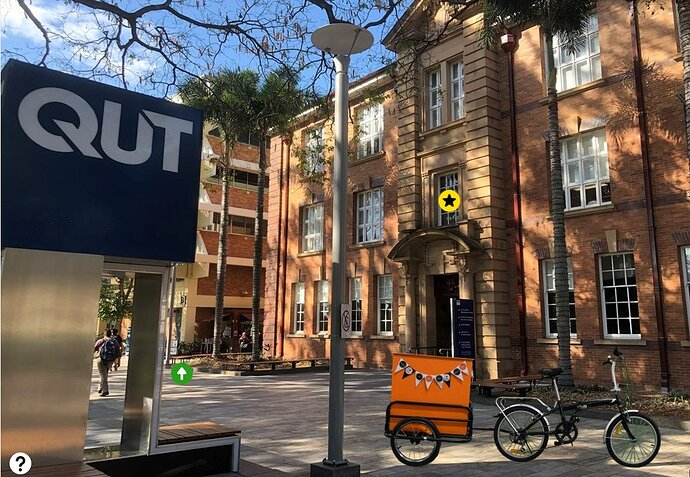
[427,68,442,129]
[682,246,690,336]
[436,170,460,227]
[305,127,325,174]
[450,60,465,121]
[349,277,363,335]
[293,282,305,333]
[598,252,641,339]
[552,13,602,92]
[317,280,329,334]
[561,129,611,211]
[355,188,384,244]
[377,275,393,335]
[542,258,577,338]
[357,103,384,159]
[301,203,324,253]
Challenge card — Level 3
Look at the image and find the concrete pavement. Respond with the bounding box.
[85,363,690,476]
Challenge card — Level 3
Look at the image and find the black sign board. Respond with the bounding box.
[450,298,475,359]
[1,60,202,262]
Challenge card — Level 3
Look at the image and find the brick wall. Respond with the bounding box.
[196,264,265,298]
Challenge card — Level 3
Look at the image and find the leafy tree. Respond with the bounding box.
[482,0,597,387]
[179,70,253,357]
[98,277,134,328]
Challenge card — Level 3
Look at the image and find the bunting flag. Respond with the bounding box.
[394,358,471,391]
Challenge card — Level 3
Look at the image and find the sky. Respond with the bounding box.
[1,0,402,99]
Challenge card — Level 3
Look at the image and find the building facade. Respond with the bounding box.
[175,130,267,353]
[263,0,690,389]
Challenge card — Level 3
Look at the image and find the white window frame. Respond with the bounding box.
[437,171,460,226]
[553,13,601,92]
[682,246,690,334]
[305,127,324,173]
[599,252,640,339]
[542,259,576,338]
[428,69,442,129]
[317,280,329,333]
[293,283,305,333]
[356,188,384,244]
[450,61,464,121]
[301,203,323,252]
[377,275,393,335]
[349,277,363,335]
[562,130,611,210]
[357,103,384,159]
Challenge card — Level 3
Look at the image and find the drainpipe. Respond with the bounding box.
[272,138,285,358]
[630,1,669,390]
[501,32,529,376]
[278,137,292,358]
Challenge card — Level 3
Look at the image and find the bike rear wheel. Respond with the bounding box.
[390,417,441,466]
[494,405,549,462]
[605,412,660,467]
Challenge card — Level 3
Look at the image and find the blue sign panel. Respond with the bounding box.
[1,60,202,262]
[451,298,475,359]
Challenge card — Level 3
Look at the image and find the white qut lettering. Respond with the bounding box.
[18,87,102,159]
[101,100,153,166]
[143,110,194,173]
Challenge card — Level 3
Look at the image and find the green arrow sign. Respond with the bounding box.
[171,362,193,384]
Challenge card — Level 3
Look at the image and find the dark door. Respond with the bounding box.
[434,274,459,353]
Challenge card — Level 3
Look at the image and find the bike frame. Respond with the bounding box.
[497,355,640,442]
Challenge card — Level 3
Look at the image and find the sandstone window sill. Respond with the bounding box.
[351,151,386,166]
[593,339,647,346]
[298,250,325,258]
[680,340,690,348]
[537,337,581,345]
[538,78,606,104]
[348,240,386,251]
[286,333,306,338]
[370,335,395,340]
[311,333,330,340]
[564,203,614,218]
[419,118,467,140]
[345,334,364,339]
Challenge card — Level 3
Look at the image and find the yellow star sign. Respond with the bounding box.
[438,190,461,213]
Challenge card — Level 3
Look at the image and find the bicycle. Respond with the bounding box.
[493,348,661,467]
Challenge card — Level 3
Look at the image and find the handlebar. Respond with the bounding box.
[602,349,622,392]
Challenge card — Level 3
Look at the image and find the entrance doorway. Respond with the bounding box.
[433,274,459,353]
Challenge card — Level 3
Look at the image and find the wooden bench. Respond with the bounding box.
[156,421,241,473]
[474,374,542,397]
[1,462,106,477]
[214,357,354,373]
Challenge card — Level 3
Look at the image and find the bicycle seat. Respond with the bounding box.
[540,367,563,377]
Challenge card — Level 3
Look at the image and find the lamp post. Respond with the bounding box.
[311,22,373,477]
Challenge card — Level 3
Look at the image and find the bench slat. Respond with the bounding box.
[158,422,241,446]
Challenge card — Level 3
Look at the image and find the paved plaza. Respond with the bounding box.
[86,361,690,476]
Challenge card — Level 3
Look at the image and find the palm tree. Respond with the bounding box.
[678,0,690,166]
[482,0,597,386]
[231,68,305,360]
[178,70,250,357]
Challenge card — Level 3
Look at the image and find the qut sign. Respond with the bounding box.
[1,60,203,262]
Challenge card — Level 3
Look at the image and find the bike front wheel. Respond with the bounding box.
[494,405,549,462]
[605,411,660,467]
[390,417,441,466]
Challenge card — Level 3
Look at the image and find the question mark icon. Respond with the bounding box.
[9,452,32,475]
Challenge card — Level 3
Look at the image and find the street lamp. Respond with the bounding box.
[311,22,373,477]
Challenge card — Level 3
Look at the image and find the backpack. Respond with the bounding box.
[100,337,119,362]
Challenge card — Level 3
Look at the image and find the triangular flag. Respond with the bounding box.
[443,373,452,388]
[434,374,444,390]
[394,359,407,374]
[401,366,414,379]
[459,361,470,376]
[451,366,464,382]
[424,374,433,390]
[414,372,424,387]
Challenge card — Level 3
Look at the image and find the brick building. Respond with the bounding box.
[174,129,267,352]
[263,0,690,389]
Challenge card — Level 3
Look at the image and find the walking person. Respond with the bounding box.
[112,329,124,371]
[95,329,120,397]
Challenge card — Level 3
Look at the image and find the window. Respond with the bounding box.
[231,170,260,191]
[317,280,329,333]
[599,253,640,338]
[230,216,254,236]
[301,204,323,252]
[682,247,690,330]
[356,188,384,244]
[377,275,393,334]
[357,103,384,158]
[305,128,324,173]
[437,171,460,226]
[349,277,363,334]
[450,61,465,121]
[293,283,305,333]
[553,14,601,92]
[562,130,610,210]
[542,259,576,337]
[428,69,442,129]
